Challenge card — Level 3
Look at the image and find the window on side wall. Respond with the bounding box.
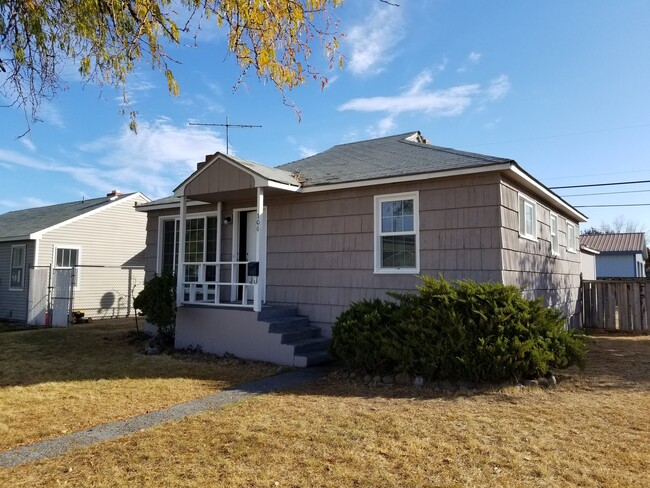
[9,245,26,290]
[566,223,576,252]
[518,194,537,240]
[550,213,559,255]
[374,192,419,274]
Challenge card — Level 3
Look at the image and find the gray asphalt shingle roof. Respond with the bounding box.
[277,131,514,186]
[0,193,137,241]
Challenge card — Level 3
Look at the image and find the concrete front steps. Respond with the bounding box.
[259,306,331,367]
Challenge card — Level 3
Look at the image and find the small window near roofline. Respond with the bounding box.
[550,213,559,255]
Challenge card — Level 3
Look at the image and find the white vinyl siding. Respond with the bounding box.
[518,194,537,241]
[9,245,26,290]
[374,192,420,274]
[550,213,559,255]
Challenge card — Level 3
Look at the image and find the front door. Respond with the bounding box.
[234,208,266,303]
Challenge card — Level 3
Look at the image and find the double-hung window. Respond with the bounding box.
[518,194,537,240]
[550,213,559,255]
[374,192,419,273]
[567,222,576,252]
[9,245,26,290]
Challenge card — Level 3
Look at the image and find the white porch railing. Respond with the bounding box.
[180,261,260,310]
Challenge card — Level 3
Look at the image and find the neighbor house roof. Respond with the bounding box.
[0,192,147,242]
[278,132,514,186]
[581,233,648,258]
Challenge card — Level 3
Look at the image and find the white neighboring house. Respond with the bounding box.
[0,191,150,325]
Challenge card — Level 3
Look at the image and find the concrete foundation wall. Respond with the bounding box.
[175,306,296,365]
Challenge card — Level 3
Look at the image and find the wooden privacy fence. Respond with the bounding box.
[582,280,648,331]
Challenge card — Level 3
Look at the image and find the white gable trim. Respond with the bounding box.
[30,192,150,240]
[173,153,299,196]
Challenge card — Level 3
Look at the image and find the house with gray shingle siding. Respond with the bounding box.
[0,191,150,324]
[580,232,648,278]
[138,131,588,366]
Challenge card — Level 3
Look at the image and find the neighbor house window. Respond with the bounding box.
[9,245,26,290]
[550,213,559,255]
[54,247,80,287]
[374,192,419,273]
[55,247,79,268]
[567,223,576,252]
[518,194,537,240]
[159,215,219,279]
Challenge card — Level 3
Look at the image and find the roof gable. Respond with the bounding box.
[0,193,149,242]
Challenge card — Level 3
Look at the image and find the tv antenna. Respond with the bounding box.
[189,116,262,155]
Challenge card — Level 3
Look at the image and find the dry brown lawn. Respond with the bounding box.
[0,319,277,450]
[1,333,649,487]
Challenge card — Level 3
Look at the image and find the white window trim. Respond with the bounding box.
[374,191,420,274]
[9,244,26,291]
[550,212,559,256]
[54,245,82,289]
[566,222,577,253]
[518,193,538,241]
[157,212,220,275]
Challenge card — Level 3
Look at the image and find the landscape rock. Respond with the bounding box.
[363,374,372,383]
[382,375,395,385]
[524,379,538,387]
[413,376,425,387]
[395,373,411,385]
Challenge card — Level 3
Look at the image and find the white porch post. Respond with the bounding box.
[254,187,264,312]
[176,195,187,307]
[216,201,222,304]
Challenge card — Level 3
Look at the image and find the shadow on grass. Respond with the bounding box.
[0,319,276,388]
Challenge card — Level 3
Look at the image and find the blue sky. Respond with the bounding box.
[1,0,649,231]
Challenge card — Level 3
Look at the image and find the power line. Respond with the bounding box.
[560,189,650,197]
[549,179,650,190]
[574,203,650,208]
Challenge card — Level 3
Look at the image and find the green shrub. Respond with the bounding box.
[329,276,586,382]
[133,273,176,344]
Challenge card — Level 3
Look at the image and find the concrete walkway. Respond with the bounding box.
[0,368,330,469]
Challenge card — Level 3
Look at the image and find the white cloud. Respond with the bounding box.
[0,196,53,211]
[38,100,65,128]
[485,75,511,101]
[345,6,405,76]
[339,71,511,120]
[20,137,36,152]
[468,52,482,63]
[298,146,317,158]
[367,115,397,139]
[0,119,227,201]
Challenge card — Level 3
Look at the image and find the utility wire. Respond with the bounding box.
[549,179,650,190]
[574,203,650,208]
[560,189,650,198]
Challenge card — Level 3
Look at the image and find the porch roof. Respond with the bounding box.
[173,152,300,200]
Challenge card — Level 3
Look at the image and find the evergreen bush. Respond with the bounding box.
[329,276,586,382]
[133,273,177,345]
